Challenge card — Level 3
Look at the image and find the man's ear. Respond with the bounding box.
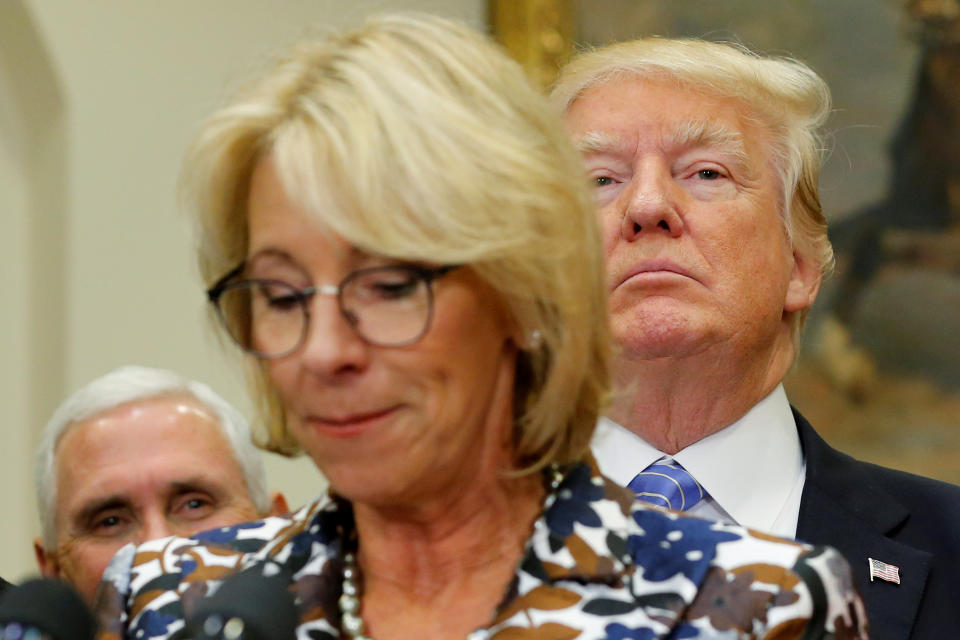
[34,537,59,578]
[784,247,822,314]
[267,491,290,517]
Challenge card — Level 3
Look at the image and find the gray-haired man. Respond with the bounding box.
[34,366,287,602]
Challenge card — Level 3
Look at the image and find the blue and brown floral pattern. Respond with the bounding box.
[94,462,868,639]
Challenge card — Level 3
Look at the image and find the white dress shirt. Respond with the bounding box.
[591,384,806,538]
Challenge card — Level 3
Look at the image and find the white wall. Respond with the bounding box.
[1,0,483,583]
[0,0,67,584]
[0,34,35,590]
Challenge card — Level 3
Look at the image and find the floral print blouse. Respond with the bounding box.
[94,462,868,639]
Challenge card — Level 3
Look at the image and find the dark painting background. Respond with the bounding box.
[573,0,960,482]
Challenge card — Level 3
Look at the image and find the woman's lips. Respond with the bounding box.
[304,406,400,436]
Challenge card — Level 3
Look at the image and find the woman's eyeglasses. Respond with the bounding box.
[207,263,459,359]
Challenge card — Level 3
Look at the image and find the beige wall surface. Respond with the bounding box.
[1,0,482,583]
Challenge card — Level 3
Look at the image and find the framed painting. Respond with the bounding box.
[490,0,960,482]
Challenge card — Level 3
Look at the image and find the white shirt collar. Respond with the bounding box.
[592,384,804,534]
[593,416,663,485]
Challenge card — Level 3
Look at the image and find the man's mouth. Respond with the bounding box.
[615,259,694,288]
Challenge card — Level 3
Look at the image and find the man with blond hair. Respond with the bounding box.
[34,366,287,602]
[554,38,960,638]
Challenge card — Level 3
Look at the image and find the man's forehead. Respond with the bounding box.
[56,394,218,450]
[568,75,760,146]
[54,414,240,512]
[52,396,234,493]
[88,393,213,424]
[573,117,748,161]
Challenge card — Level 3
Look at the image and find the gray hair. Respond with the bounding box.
[35,365,270,549]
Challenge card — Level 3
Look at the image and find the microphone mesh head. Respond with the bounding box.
[188,566,299,640]
[0,579,97,640]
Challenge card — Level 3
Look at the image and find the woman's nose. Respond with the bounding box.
[297,296,371,377]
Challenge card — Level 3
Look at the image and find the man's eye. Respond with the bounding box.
[176,494,216,518]
[594,176,615,187]
[184,498,210,510]
[697,169,721,180]
[90,515,125,535]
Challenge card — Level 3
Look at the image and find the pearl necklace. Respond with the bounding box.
[338,465,565,640]
[338,552,368,639]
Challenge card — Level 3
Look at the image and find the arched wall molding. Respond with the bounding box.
[0,0,67,432]
[0,0,66,580]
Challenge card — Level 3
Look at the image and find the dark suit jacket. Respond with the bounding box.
[795,409,960,640]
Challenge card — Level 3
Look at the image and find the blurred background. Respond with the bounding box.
[493,0,960,483]
[3,0,957,582]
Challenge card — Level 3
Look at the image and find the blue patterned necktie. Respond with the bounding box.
[628,457,705,511]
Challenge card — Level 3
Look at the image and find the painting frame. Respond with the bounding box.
[487,1,960,483]
[488,0,573,87]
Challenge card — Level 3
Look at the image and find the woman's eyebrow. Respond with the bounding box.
[245,250,309,278]
[247,248,296,265]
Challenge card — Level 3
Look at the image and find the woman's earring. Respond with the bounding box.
[525,329,542,350]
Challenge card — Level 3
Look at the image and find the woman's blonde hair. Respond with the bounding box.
[183,13,609,470]
[553,38,834,347]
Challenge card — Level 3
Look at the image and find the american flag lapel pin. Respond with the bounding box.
[869,557,901,585]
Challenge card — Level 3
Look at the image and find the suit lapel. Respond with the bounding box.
[794,411,929,640]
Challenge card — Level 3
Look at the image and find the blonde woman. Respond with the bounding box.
[95,15,866,640]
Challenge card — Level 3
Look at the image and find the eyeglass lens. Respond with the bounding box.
[214,267,434,357]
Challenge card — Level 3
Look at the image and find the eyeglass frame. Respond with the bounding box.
[206,261,460,359]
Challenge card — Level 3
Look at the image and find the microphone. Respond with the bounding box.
[0,578,97,640]
[180,566,298,640]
